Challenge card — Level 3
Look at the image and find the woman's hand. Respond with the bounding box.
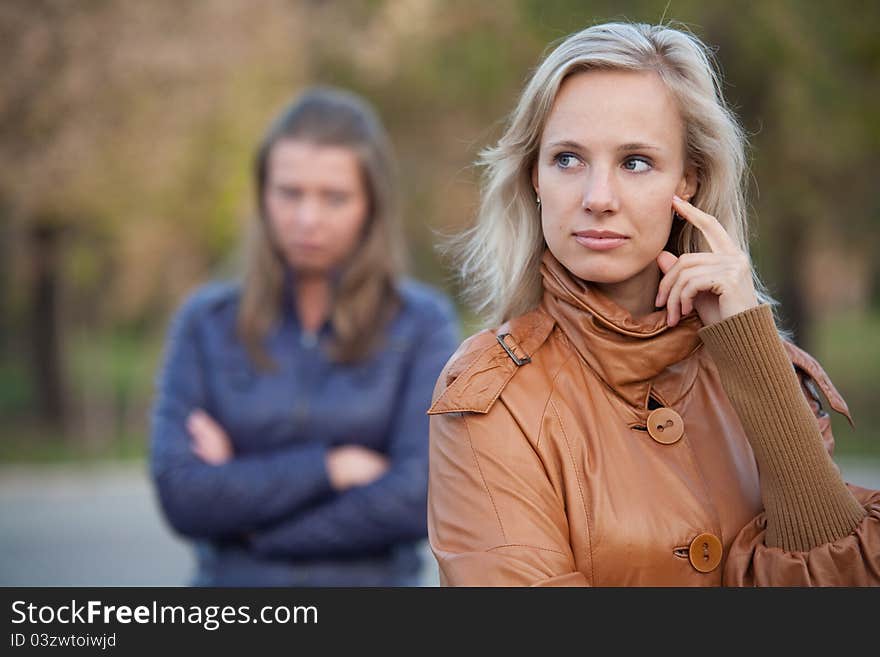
[325,445,390,492]
[655,195,759,327]
[187,409,234,465]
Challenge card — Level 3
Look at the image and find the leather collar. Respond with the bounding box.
[540,249,704,409]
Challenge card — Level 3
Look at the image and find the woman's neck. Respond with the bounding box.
[594,262,661,321]
[294,275,331,334]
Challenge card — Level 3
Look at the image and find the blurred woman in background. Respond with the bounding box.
[150,87,459,586]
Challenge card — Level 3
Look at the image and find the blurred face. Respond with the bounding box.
[533,69,697,295]
[264,139,369,277]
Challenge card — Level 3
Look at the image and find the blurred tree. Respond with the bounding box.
[0,0,309,435]
[0,0,88,429]
[704,1,880,345]
[0,0,876,446]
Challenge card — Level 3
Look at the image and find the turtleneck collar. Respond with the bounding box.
[539,248,704,410]
[280,266,343,338]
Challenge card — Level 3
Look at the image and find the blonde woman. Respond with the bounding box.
[428,22,878,586]
[151,88,458,586]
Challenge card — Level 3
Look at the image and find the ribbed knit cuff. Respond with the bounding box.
[698,304,866,552]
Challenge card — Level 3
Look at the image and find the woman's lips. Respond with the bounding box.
[290,242,324,251]
[574,235,629,251]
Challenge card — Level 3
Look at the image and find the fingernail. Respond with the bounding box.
[672,194,682,202]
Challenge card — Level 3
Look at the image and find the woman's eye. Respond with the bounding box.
[623,157,651,173]
[554,153,580,169]
[326,191,349,205]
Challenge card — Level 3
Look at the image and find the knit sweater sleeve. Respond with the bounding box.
[697,304,880,585]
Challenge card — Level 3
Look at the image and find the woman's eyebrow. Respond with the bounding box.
[545,140,663,152]
[546,139,585,150]
[617,142,662,152]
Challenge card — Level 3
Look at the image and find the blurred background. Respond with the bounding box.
[1,0,878,585]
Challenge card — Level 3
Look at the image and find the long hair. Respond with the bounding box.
[454,21,781,328]
[238,87,405,368]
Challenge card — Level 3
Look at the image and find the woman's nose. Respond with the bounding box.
[581,169,619,214]
[293,198,321,230]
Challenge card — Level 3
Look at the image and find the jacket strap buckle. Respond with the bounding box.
[496,333,531,366]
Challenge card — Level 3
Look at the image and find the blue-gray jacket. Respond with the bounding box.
[149,277,459,586]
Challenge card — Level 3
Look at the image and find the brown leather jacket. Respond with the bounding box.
[427,250,879,586]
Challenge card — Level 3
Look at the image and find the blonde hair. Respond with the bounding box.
[455,21,780,327]
[239,87,405,368]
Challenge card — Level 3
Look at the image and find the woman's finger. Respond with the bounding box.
[666,264,724,326]
[187,415,212,442]
[656,252,716,307]
[191,441,223,466]
[186,415,204,439]
[666,270,686,326]
[190,441,209,462]
[192,409,223,431]
[679,271,722,317]
[672,195,737,255]
[188,410,224,441]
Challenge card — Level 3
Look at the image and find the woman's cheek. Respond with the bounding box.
[540,209,559,240]
[336,206,369,259]
[633,187,675,234]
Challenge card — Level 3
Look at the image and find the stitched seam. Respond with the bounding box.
[486,544,569,556]
[534,342,579,450]
[429,405,490,415]
[462,414,507,544]
[549,398,594,585]
[478,367,518,410]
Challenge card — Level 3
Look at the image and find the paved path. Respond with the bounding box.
[2,457,878,587]
[0,461,438,586]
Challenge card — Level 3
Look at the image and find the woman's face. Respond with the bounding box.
[533,69,697,288]
[264,139,369,277]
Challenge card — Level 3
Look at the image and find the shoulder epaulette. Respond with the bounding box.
[428,308,555,415]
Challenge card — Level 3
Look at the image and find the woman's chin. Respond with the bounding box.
[566,264,633,286]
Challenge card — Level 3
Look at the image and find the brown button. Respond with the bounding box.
[688,532,723,573]
[646,407,683,444]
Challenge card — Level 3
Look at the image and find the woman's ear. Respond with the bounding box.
[677,165,698,201]
[531,165,539,199]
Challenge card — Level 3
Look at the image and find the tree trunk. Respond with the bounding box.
[29,223,67,432]
[0,210,10,359]
[773,214,811,349]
